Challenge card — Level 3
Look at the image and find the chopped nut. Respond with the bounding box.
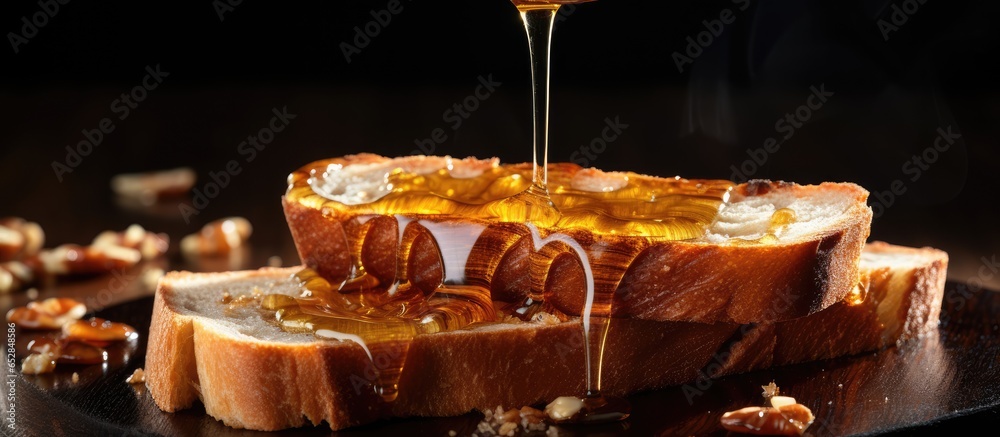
[181,217,253,257]
[126,368,146,384]
[722,382,815,435]
[111,167,196,204]
[63,318,137,342]
[770,395,797,409]
[56,341,108,365]
[21,353,56,374]
[92,224,169,260]
[520,405,546,424]
[37,244,141,276]
[501,408,520,423]
[0,261,34,294]
[545,396,584,421]
[721,403,815,436]
[498,421,517,436]
[0,217,44,262]
[7,297,86,329]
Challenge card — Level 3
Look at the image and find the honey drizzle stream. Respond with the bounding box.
[519,3,559,190]
[515,0,625,421]
[268,0,734,419]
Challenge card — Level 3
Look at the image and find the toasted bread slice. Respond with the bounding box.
[283,155,873,324]
[146,243,945,431]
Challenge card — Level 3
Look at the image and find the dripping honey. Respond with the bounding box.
[258,0,789,417]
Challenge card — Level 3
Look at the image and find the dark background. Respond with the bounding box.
[1,0,998,287]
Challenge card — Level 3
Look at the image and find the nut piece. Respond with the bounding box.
[0,261,34,294]
[56,341,108,365]
[545,396,584,421]
[126,367,146,384]
[21,352,56,375]
[7,297,87,329]
[111,167,196,205]
[0,217,44,262]
[37,244,141,276]
[181,217,253,257]
[91,224,169,260]
[720,403,815,436]
[62,317,137,342]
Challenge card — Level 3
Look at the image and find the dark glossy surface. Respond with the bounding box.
[6,277,999,436]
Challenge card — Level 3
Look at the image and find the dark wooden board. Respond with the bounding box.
[5,280,999,437]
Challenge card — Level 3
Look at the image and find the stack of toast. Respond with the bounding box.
[146,154,948,431]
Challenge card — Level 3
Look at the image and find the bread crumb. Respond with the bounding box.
[267,256,282,267]
[476,404,554,436]
[448,431,457,437]
[126,368,146,384]
[25,288,39,300]
[72,372,80,383]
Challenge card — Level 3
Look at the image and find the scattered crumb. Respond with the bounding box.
[448,431,457,437]
[220,292,232,304]
[474,404,555,436]
[838,383,843,389]
[126,368,146,384]
[267,256,282,267]
[72,372,80,383]
[25,288,39,300]
[21,353,56,374]
[761,381,779,399]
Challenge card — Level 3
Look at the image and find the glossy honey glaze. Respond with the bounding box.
[272,156,736,403]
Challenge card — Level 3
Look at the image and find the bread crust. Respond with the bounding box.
[146,243,946,431]
[284,179,873,324]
